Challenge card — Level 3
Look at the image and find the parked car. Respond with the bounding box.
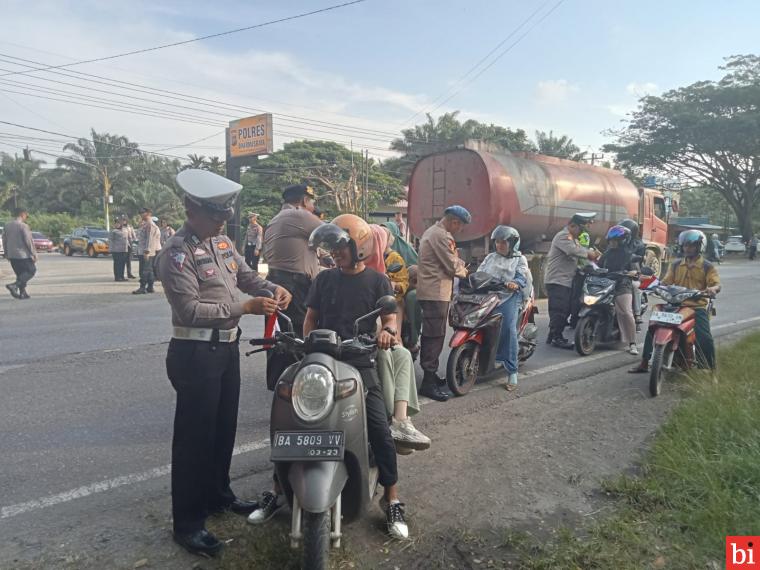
[724,235,746,254]
[32,232,55,252]
[62,227,110,257]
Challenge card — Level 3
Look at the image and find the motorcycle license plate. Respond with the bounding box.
[649,311,683,325]
[271,431,345,461]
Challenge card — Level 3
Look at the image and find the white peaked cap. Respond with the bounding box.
[176,169,242,211]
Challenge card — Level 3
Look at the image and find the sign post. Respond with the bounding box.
[225,113,273,248]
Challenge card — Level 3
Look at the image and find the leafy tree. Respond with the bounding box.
[534,130,586,161]
[240,140,405,224]
[388,111,536,182]
[56,129,141,228]
[604,54,760,240]
[0,150,45,209]
[184,153,206,170]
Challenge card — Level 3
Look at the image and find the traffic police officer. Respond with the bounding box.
[155,169,292,557]
[262,183,323,387]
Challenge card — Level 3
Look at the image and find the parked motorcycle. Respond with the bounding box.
[644,284,715,397]
[247,295,398,570]
[574,266,651,356]
[446,272,538,396]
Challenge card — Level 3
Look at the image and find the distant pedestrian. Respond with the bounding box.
[750,235,758,260]
[2,207,37,299]
[133,207,161,294]
[159,218,176,247]
[244,212,263,272]
[416,205,470,401]
[109,217,130,281]
[122,215,137,279]
[394,211,407,239]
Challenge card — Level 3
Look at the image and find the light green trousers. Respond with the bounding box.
[376,346,420,418]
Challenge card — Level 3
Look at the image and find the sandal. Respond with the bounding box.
[628,363,649,374]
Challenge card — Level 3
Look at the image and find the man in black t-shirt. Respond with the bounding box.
[248,214,410,540]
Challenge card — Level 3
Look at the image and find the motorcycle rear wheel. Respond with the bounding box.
[446,341,480,396]
[574,315,597,356]
[302,510,330,570]
[649,344,669,397]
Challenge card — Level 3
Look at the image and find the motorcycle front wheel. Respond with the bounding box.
[446,341,480,396]
[574,315,597,356]
[303,510,330,570]
[649,344,670,397]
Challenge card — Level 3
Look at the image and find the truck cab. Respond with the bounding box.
[638,188,670,275]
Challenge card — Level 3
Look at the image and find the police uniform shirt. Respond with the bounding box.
[109,226,130,253]
[263,204,322,279]
[544,226,591,288]
[156,224,278,330]
[139,219,162,256]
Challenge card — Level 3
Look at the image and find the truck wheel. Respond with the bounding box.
[574,315,597,356]
[302,510,330,570]
[64,244,72,256]
[644,249,662,278]
[649,344,669,397]
[446,341,480,396]
[87,245,97,258]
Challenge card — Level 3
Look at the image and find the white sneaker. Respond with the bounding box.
[247,491,283,524]
[628,343,639,355]
[390,417,431,450]
[380,497,409,540]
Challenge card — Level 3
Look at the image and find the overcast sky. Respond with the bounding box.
[0,0,758,164]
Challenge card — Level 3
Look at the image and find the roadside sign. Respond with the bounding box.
[228,114,273,158]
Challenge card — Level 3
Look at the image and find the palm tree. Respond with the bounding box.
[534,130,586,161]
[119,181,183,222]
[57,129,141,230]
[183,153,207,170]
[0,150,45,209]
[206,156,225,175]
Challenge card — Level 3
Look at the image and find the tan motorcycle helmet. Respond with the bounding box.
[309,213,374,263]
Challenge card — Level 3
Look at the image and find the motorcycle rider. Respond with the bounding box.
[597,225,638,355]
[249,214,412,540]
[618,218,646,329]
[629,230,721,374]
[476,226,531,390]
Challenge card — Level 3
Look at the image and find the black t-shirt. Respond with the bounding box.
[306,267,393,341]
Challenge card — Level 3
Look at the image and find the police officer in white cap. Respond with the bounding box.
[155,169,292,557]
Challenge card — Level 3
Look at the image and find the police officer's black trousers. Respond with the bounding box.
[546,283,572,340]
[244,245,260,272]
[9,258,36,290]
[265,269,312,390]
[166,338,241,533]
[139,256,155,289]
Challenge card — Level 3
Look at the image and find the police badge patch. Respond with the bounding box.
[171,250,187,271]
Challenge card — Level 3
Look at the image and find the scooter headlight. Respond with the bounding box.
[583,295,600,305]
[292,364,334,422]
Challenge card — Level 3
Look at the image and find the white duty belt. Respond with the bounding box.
[172,326,238,343]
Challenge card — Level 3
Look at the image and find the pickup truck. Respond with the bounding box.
[62,227,110,257]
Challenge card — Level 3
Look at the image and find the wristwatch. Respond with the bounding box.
[382,326,397,336]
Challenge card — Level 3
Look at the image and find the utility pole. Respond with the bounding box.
[588,152,604,166]
[364,149,369,220]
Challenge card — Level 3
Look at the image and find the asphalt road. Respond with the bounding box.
[1,253,759,567]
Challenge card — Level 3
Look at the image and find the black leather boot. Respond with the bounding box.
[420,372,450,402]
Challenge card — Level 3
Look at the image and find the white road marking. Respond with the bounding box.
[0,438,271,520]
[3,316,760,521]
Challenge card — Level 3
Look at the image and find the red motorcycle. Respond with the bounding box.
[446,272,538,396]
[645,283,715,397]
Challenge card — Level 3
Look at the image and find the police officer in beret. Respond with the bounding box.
[155,169,292,557]
[544,212,599,349]
[262,183,323,387]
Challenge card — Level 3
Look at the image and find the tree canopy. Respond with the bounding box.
[604,54,760,239]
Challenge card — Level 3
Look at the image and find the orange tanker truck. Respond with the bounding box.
[407,142,671,297]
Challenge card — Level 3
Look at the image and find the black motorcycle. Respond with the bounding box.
[574,267,651,356]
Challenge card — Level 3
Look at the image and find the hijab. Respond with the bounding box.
[366,224,389,274]
[381,221,418,267]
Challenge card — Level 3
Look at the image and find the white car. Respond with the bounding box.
[724,235,746,254]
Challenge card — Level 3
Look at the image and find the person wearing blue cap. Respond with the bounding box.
[416,205,471,401]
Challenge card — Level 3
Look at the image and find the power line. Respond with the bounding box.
[403,0,553,125]
[0,1,367,77]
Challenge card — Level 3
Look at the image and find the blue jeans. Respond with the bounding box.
[495,294,520,374]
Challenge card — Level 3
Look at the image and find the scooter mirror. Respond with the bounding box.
[375,295,398,315]
[640,266,655,276]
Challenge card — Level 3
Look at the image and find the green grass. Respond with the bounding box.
[511,332,760,569]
